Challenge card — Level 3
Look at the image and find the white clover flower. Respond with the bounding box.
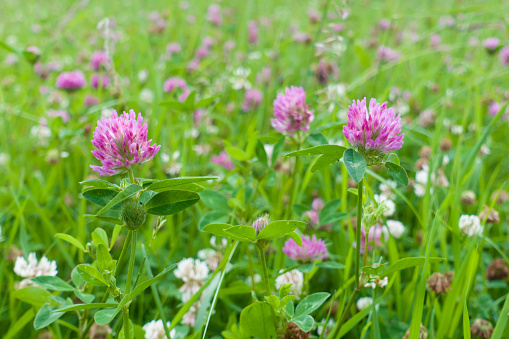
[14,252,58,288]
[414,165,430,197]
[142,319,175,339]
[374,194,395,217]
[451,124,463,135]
[356,297,373,310]
[193,144,211,156]
[246,273,262,287]
[0,153,10,166]
[459,215,483,237]
[182,303,199,327]
[174,258,209,302]
[138,70,149,83]
[275,269,303,298]
[209,236,227,250]
[379,180,397,199]
[386,220,405,239]
[139,88,154,103]
[197,248,222,272]
[229,67,252,90]
[365,276,388,289]
[30,125,51,146]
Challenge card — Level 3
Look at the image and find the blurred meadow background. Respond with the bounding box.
[1,0,509,338]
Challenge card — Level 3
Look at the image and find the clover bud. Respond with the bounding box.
[121,197,146,231]
[362,201,387,231]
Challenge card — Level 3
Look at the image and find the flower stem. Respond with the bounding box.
[257,245,272,296]
[363,234,369,267]
[116,230,133,279]
[128,169,135,184]
[355,179,364,288]
[125,230,137,294]
[330,288,359,338]
[122,309,130,339]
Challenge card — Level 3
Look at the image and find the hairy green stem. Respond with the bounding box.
[128,169,135,184]
[123,310,130,339]
[363,233,369,267]
[355,179,364,288]
[257,245,272,296]
[126,231,137,294]
[121,230,137,338]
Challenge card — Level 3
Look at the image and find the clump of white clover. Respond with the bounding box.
[459,215,483,237]
[13,252,57,288]
[142,319,175,339]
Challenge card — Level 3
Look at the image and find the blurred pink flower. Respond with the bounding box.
[256,67,271,85]
[85,95,98,107]
[187,59,200,72]
[353,224,389,254]
[488,101,501,116]
[242,88,263,111]
[248,20,258,44]
[311,198,325,211]
[207,4,222,26]
[91,73,110,89]
[211,151,234,170]
[164,77,187,93]
[308,10,320,24]
[56,71,86,90]
[343,98,404,163]
[377,46,401,62]
[430,34,441,49]
[483,37,500,51]
[283,235,327,263]
[166,42,181,56]
[48,109,70,123]
[378,19,391,30]
[90,110,160,176]
[499,46,509,66]
[90,51,108,70]
[271,86,314,135]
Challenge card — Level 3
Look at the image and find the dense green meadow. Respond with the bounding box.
[1,0,509,338]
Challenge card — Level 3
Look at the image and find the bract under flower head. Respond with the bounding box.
[90,109,160,176]
[343,98,404,165]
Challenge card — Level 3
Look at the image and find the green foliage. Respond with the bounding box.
[343,148,367,183]
[202,220,305,245]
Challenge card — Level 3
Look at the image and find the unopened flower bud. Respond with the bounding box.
[252,214,270,233]
[362,201,386,231]
[86,242,97,259]
[486,258,509,281]
[121,198,146,231]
